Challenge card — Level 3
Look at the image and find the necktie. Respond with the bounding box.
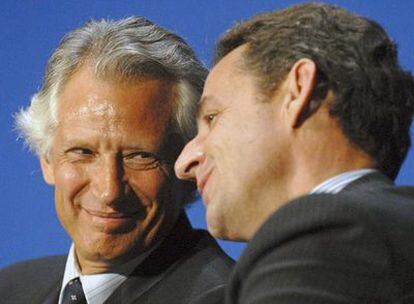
[62,277,87,304]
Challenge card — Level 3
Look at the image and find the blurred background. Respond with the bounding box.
[1,0,413,268]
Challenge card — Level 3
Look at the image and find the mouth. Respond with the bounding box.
[83,209,135,218]
[81,208,138,232]
[197,169,213,201]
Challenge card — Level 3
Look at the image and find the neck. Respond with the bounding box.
[244,127,375,241]
[286,102,376,202]
[288,151,374,199]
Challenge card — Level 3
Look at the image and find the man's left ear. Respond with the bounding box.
[284,58,317,128]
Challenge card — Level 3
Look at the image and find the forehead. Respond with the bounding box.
[56,66,174,142]
[199,46,257,112]
[209,45,247,84]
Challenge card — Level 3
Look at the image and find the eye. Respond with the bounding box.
[67,148,94,155]
[65,147,95,162]
[204,113,218,126]
[125,151,153,160]
[123,151,161,170]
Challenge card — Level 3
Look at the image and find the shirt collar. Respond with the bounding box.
[59,244,154,304]
[310,168,378,194]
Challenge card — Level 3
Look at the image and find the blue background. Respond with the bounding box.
[1,0,413,268]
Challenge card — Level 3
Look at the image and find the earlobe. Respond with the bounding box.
[285,58,317,128]
[40,157,55,185]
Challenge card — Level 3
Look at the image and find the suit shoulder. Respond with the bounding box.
[177,232,234,304]
[0,255,66,301]
[235,189,414,301]
[142,230,234,304]
[240,188,414,271]
[0,255,66,277]
[326,185,414,231]
[269,187,414,231]
[181,229,234,282]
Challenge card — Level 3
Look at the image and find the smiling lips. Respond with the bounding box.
[197,169,213,203]
[83,208,135,219]
[81,207,138,231]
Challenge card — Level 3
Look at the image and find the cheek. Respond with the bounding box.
[208,126,244,177]
[127,169,168,203]
[54,164,87,225]
[209,116,247,157]
[54,164,86,200]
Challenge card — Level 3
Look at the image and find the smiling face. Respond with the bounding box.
[175,47,291,241]
[41,66,181,273]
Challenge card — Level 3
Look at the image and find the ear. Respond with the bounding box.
[40,157,55,185]
[283,58,317,128]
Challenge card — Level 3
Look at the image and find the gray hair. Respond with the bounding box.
[15,16,207,159]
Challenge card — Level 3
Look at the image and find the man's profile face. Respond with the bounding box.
[41,66,180,271]
[175,46,290,241]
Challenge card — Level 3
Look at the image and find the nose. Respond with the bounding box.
[175,136,204,181]
[92,156,125,205]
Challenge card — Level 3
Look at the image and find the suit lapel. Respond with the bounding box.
[105,213,196,304]
[40,276,63,304]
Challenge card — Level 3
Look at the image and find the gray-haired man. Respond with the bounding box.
[0,17,233,304]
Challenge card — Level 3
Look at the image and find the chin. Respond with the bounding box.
[82,231,142,257]
[207,223,245,242]
[205,211,229,240]
[207,223,224,239]
[206,205,247,242]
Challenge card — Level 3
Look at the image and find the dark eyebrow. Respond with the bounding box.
[196,96,207,120]
[196,96,217,120]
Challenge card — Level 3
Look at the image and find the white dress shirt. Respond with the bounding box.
[59,244,154,304]
[310,168,377,194]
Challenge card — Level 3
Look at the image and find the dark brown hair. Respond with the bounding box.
[215,2,414,179]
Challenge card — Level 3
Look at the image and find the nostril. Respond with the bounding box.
[175,159,197,180]
[185,151,204,173]
[181,160,200,182]
[184,160,199,173]
[175,145,204,179]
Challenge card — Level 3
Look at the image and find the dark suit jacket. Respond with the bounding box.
[227,172,414,303]
[0,214,234,304]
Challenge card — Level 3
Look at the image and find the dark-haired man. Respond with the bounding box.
[176,2,414,302]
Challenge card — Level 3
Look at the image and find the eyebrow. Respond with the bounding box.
[122,145,150,151]
[196,96,218,120]
[61,137,97,148]
[62,138,150,152]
